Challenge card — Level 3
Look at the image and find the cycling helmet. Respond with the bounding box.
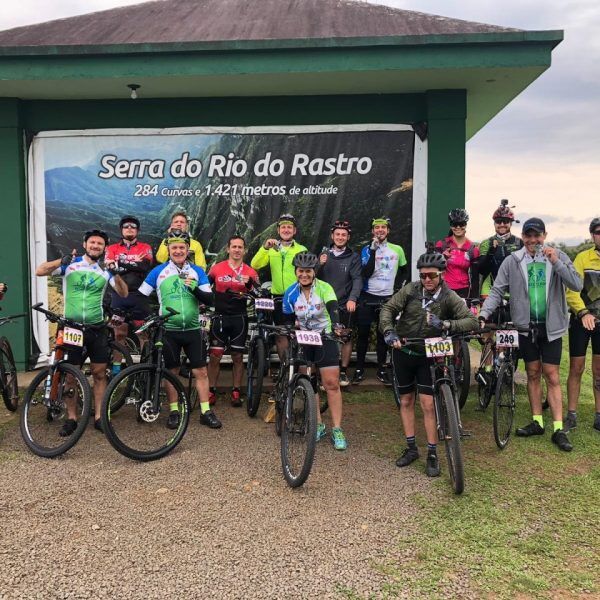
[589,218,600,234]
[278,213,297,227]
[416,252,447,271]
[448,208,469,225]
[371,217,391,228]
[293,252,319,269]
[83,229,109,244]
[330,220,352,235]
[119,215,141,229]
[166,229,191,245]
[492,200,516,222]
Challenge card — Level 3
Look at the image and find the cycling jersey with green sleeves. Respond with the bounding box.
[361,241,407,296]
[250,241,307,296]
[52,256,116,325]
[283,279,337,333]
[139,261,211,331]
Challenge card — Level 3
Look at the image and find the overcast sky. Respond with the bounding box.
[0,0,597,244]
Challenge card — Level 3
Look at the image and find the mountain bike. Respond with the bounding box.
[260,323,320,488]
[100,307,190,461]
[0,309,26,412]
[20,304,93,458]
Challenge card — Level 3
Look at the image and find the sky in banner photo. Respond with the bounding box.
[1,0,598,245]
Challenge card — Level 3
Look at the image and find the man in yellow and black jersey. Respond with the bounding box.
[565,217,600,432]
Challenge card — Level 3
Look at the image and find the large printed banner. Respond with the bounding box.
[29,124,427,355]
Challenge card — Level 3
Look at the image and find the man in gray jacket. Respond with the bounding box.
[480,218,583,451]
[318,220,363,386]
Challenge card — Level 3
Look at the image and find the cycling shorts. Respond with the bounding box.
[163,329,207,369]
[210,314,248,352]
[64,326,110,366]
[518,324,562,365]
[300,338,340,369]
[569,315,600,357]
[356,292,390,327]
[110,290,150,321]
[391,348,433,395]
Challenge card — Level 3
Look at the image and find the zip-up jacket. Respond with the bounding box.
[480,247,582,342]
[565,247,600,317]
[316,246,362,306]
[250,241,307,296]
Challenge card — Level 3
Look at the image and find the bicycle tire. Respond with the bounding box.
[493,361,516,450]
[439,383,465,495]
[0,337,19,412]
[105,341,135,412]
[101,363,190,461]
[20,363,92,458]
[246,337,266,418]
[477,371,494,411]
[455,340,471,410]
[281,377,317,488]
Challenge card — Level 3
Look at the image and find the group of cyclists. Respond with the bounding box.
[3,199,599,479]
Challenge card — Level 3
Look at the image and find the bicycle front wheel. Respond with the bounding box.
[439,383,465,495]
[101,364,189,461]
[0,337,19,412]
[20,363,92,458]
[281,377,317,488]
[246,337,266,418]
[455,339,471,409]
[493,361,516,449]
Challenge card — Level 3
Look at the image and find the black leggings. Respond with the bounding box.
[355,325,388,371]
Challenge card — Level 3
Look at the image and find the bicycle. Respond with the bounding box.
[259,323,320,488]
[0,309,26,412]
[390,333,470,494]
[20,304,93,458]
[100,307,190,461]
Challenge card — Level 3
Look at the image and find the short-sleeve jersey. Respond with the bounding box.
[139,261,211,331]
[361,241,407,296]
[283,279,337,333]
[52,256,116,325]
[208,261,258,315]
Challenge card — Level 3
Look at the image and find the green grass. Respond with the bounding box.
[346,345,600,599]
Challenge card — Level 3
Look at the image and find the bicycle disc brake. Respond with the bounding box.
[138,400,160,423]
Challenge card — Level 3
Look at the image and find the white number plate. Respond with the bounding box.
[199,315,212,332]
[63,326,84,347]
[424,337,453,358]
[496,330,519,348]
[296,330,323,346]
[255,298,275,311]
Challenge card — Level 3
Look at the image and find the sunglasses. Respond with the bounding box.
[122,223,138,229]
[419,272,441,280]
[494,218,511,225]
[451,222,467,228]
[593,230,600,236]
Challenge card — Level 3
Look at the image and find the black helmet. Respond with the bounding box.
[330,220,352,235]
[167,229,191,245]
[278,213,297,227]
[416,252,447,271]
[448,208,469,225]
[589,218,600,234]
[119,215,141,229]
[83,229,109,244]
[371,216,391,228]
[293,252,319,269]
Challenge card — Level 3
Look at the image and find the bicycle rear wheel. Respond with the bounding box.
[493,361,516,449]
[477,371,494,411]
[246,337,265,417]
[439,383,465,495]
[0,337,19,412]
[454,340,471,409]
[281,377,317,488]
[20,363,92,458]
[101,364,189,461]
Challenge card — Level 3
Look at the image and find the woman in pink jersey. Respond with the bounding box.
[435,208,480,299]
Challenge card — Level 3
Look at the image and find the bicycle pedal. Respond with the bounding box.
[459,429,473,438]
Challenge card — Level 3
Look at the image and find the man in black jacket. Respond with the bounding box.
[317,220,363,386]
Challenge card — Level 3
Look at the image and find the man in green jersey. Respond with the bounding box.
[35,229,128,434]
[480,218,582,451]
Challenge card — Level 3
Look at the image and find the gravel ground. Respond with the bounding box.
[0,393,451,600]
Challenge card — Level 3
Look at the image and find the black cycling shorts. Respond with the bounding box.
[392,348,433,395]
[64,326,111,366]
[163,329,207,369]
[110,290,150,321]
[300,338,340,369]
[356,292,390,327]
[210,314,248,352]
[518,323,562,365]
[569,315,600,357]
